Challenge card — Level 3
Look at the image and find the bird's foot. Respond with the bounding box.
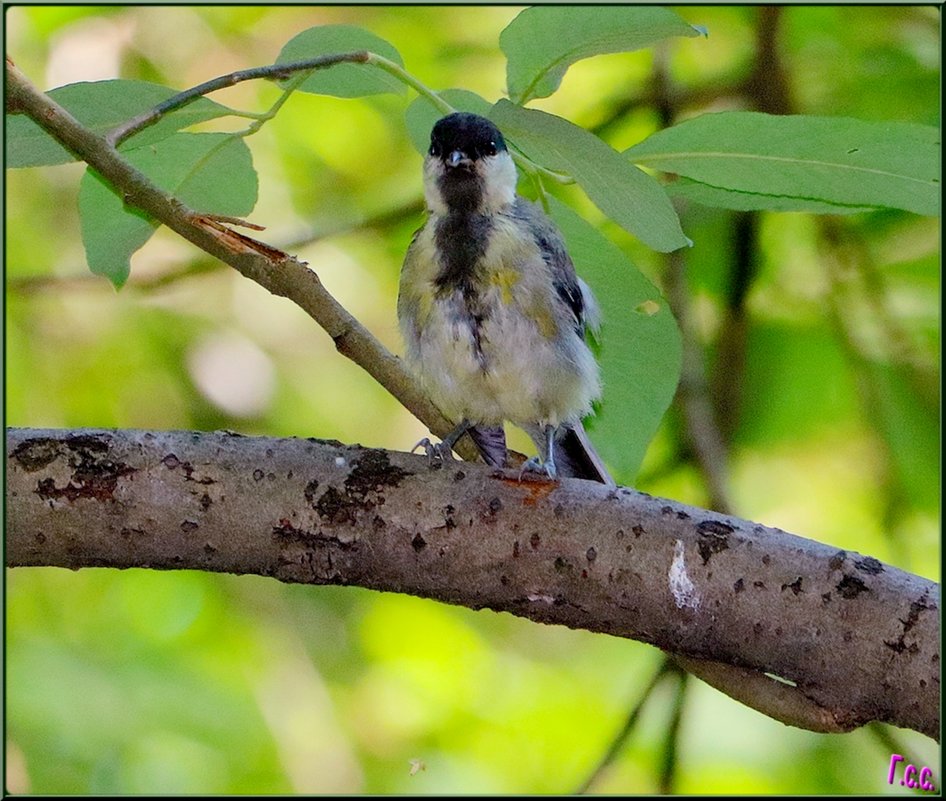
[411,437,455,468]
[518,456,558,482]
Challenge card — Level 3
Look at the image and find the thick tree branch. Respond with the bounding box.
[6,427,939,740]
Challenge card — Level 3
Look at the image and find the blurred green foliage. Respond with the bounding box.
[5,5,940,794]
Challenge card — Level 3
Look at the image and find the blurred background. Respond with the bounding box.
[5,5,939,794]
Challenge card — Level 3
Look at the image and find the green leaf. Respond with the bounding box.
[6,80,235,168]
[666,177,877,215]
[275,25,405,98]
[501,6,704,104]
[404,89,492,155]
[546,197,682,480]
[625,112,940,217]
[490,100,689,252]
[79,178,158,291]
[79,133,258,288]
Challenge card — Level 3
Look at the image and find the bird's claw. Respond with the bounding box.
[411,437,455,468]
[518,456,558,482]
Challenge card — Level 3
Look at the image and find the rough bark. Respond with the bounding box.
[6,427,939,740]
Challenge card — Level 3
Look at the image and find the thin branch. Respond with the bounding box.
[819,217,938,395]
[818,224,925,552]
[657,666,688,794]
[650,45,735,515]
[575,658,675,793]
[865,721,939,779]
[7,427,938,740]
[230,68,312,138]
[709,6,790,446]
[664,205,735,514]
[106,50,573,187]
[590,78,745,142]
[366,52,452,115]
[106,52,372,147]
[867,723,912,764]
[356,53,573,185]
[6,57,480,463]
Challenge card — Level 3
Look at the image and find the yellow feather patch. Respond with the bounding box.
[521,298,557,340]
[536,308,557,340]
[488,268,521,305]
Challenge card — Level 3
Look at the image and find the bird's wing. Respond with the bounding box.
[511,197,589,337]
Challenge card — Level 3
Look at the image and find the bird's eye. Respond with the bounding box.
[483,142,497,157]
[429,143,441,157]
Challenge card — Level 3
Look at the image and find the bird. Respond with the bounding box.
[398,111,613,485]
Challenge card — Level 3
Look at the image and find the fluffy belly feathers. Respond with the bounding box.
[399,208,601,428]
[409,289,598,427]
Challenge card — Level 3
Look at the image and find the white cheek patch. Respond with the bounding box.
[479,153,517,212]
[669,539,699,609]
[423,157,449,214]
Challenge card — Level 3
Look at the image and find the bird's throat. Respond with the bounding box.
[432,211,493,297]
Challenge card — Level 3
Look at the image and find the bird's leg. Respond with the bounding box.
[412,419,471,467]
[519,424,558,480]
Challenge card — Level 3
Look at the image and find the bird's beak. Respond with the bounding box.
[446,149,471,169]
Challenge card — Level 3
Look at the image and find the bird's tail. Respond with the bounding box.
[466,424,508,469]
[522,421,615,486]
[553,421,615,486]
[468,421,613,485]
